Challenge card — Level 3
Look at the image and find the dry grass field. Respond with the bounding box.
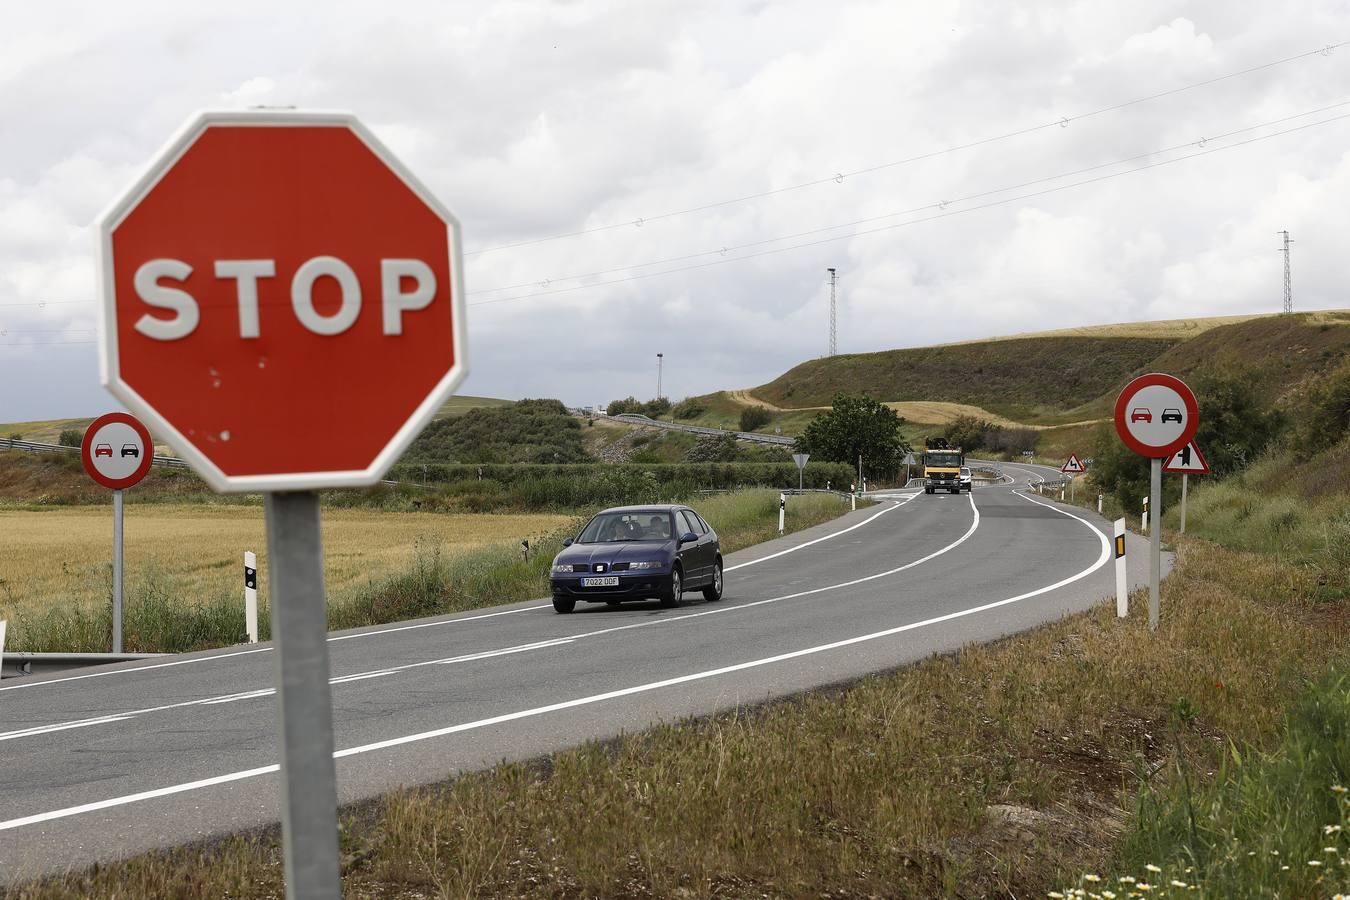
[935,307,1349,345]
[0,504,570,621]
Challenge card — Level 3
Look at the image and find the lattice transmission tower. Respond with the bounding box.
[1278,230,1293,314]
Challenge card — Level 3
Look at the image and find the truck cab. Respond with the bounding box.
[922,443,965,494]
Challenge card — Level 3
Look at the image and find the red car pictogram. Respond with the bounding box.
[1130,408,1152,423]
[94,443,113,458]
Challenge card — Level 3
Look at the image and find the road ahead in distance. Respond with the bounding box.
[0,467,1163,882]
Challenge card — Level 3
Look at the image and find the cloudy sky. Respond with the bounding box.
[2,0,1349,421]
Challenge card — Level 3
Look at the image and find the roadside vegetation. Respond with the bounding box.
[2,490,856,655]
[11,478,1345,898]
[402,398,590,464]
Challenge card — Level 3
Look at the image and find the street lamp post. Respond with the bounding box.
[656,352,664,400]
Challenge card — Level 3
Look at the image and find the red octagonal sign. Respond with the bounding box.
[97,111,466,492]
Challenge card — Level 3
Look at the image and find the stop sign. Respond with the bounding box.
[96,110,466,492]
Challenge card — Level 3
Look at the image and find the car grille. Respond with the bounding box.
[571,564,589,573]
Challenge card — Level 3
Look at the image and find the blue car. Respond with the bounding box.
[549,504,723,613]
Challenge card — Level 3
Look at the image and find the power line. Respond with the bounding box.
[467,110,1350,308]
[467,99,1350,297]
[463,39,1348,256]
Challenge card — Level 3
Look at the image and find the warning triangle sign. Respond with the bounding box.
[1163,441,1210,474]
[1061,453,1087,474]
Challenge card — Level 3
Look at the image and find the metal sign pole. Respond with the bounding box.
[265,491,341,899]
[112,488,124,653]
[1149,457,1162,631]
[1180,473,1188,534]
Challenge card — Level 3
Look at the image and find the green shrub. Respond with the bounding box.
[58,428,83,447]
[672,398,706,420]
[404,399,588,465]
[739,406,773,432]
[606,397,643,416]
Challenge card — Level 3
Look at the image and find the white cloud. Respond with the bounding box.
[2,0,1349,422]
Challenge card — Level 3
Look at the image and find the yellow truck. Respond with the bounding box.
[923,444,966,494]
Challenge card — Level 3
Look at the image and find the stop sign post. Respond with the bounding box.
[1114,373,1199,631]
[97,110,466,899]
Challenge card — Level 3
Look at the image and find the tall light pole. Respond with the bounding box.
[656,352,664,400]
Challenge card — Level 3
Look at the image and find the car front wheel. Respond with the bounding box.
[703,560,723,602]
[552,597,576,614]
[659,567,683,608]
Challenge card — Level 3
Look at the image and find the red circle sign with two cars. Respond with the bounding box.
[81,412,154,490]
[1114,373,1198,458]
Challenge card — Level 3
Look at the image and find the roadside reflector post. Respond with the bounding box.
[112,488,124,654]
[850,492,856,511]
[1114,517,1128,618]
[1097,493,1103,514]
[1,618,7,676]
[266,491,341,897]
[1141,495,1148,533]
[778,493,786,534]
[1180,473,1188,534]
[244,551,259,643]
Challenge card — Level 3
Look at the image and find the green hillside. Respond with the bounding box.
[747,310,1350,425]
[404,399,589,464]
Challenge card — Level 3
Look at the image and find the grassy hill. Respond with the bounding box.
[404,398,588,465]
[673,310,1350,435]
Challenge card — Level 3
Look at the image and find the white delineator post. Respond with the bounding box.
[1114,518,1128,618]
[1141,495,1149,534]
[1,618,7,676]
[1097,494,1103,514]
[778,493,786,534]
[244,551,259,643]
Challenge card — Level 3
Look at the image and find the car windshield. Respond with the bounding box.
[578,511,672,543]
[960,467,970,476]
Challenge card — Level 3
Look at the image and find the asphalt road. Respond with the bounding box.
[0,468,1167,882]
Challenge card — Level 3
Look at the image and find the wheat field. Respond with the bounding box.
[0,504,571,619]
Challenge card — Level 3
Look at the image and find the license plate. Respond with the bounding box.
[582,576,620,587]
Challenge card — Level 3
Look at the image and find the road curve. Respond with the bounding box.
[0,471,1165,882]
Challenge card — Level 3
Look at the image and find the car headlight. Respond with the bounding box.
[627,561,663,570]
[550,563,574,574]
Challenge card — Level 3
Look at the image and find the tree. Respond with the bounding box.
[58,429,83,447]
[739,406,772,432]
[606,397,643,416]
[1295,357,1350,454]
[943,415,991,451]
[642,397,672,417]
[796,393,910,480]
[1191,367,1285,476]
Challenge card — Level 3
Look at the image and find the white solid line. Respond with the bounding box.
[0,489,1109,834]
[725,498,906,571]
[0,715,136,741]
[1,500,903,693]
[201,689,275,705]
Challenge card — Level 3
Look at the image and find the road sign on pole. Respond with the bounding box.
[96,109,467,900]
[1164,441,1209,534]
[1060,453,1086,474]
[1115,373,1198,632]
[81,412,153,653]
[792,452,809,491]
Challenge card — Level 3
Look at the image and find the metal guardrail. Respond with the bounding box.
[601,412,796,446]
[2,651,168,680]
[0,437,191,469]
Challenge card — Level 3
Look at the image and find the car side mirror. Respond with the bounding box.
[562,538,574,547]
[679,532,697,544]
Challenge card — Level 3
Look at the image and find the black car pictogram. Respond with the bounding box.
[121,444,140,458]
[1161,408,1182,423]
